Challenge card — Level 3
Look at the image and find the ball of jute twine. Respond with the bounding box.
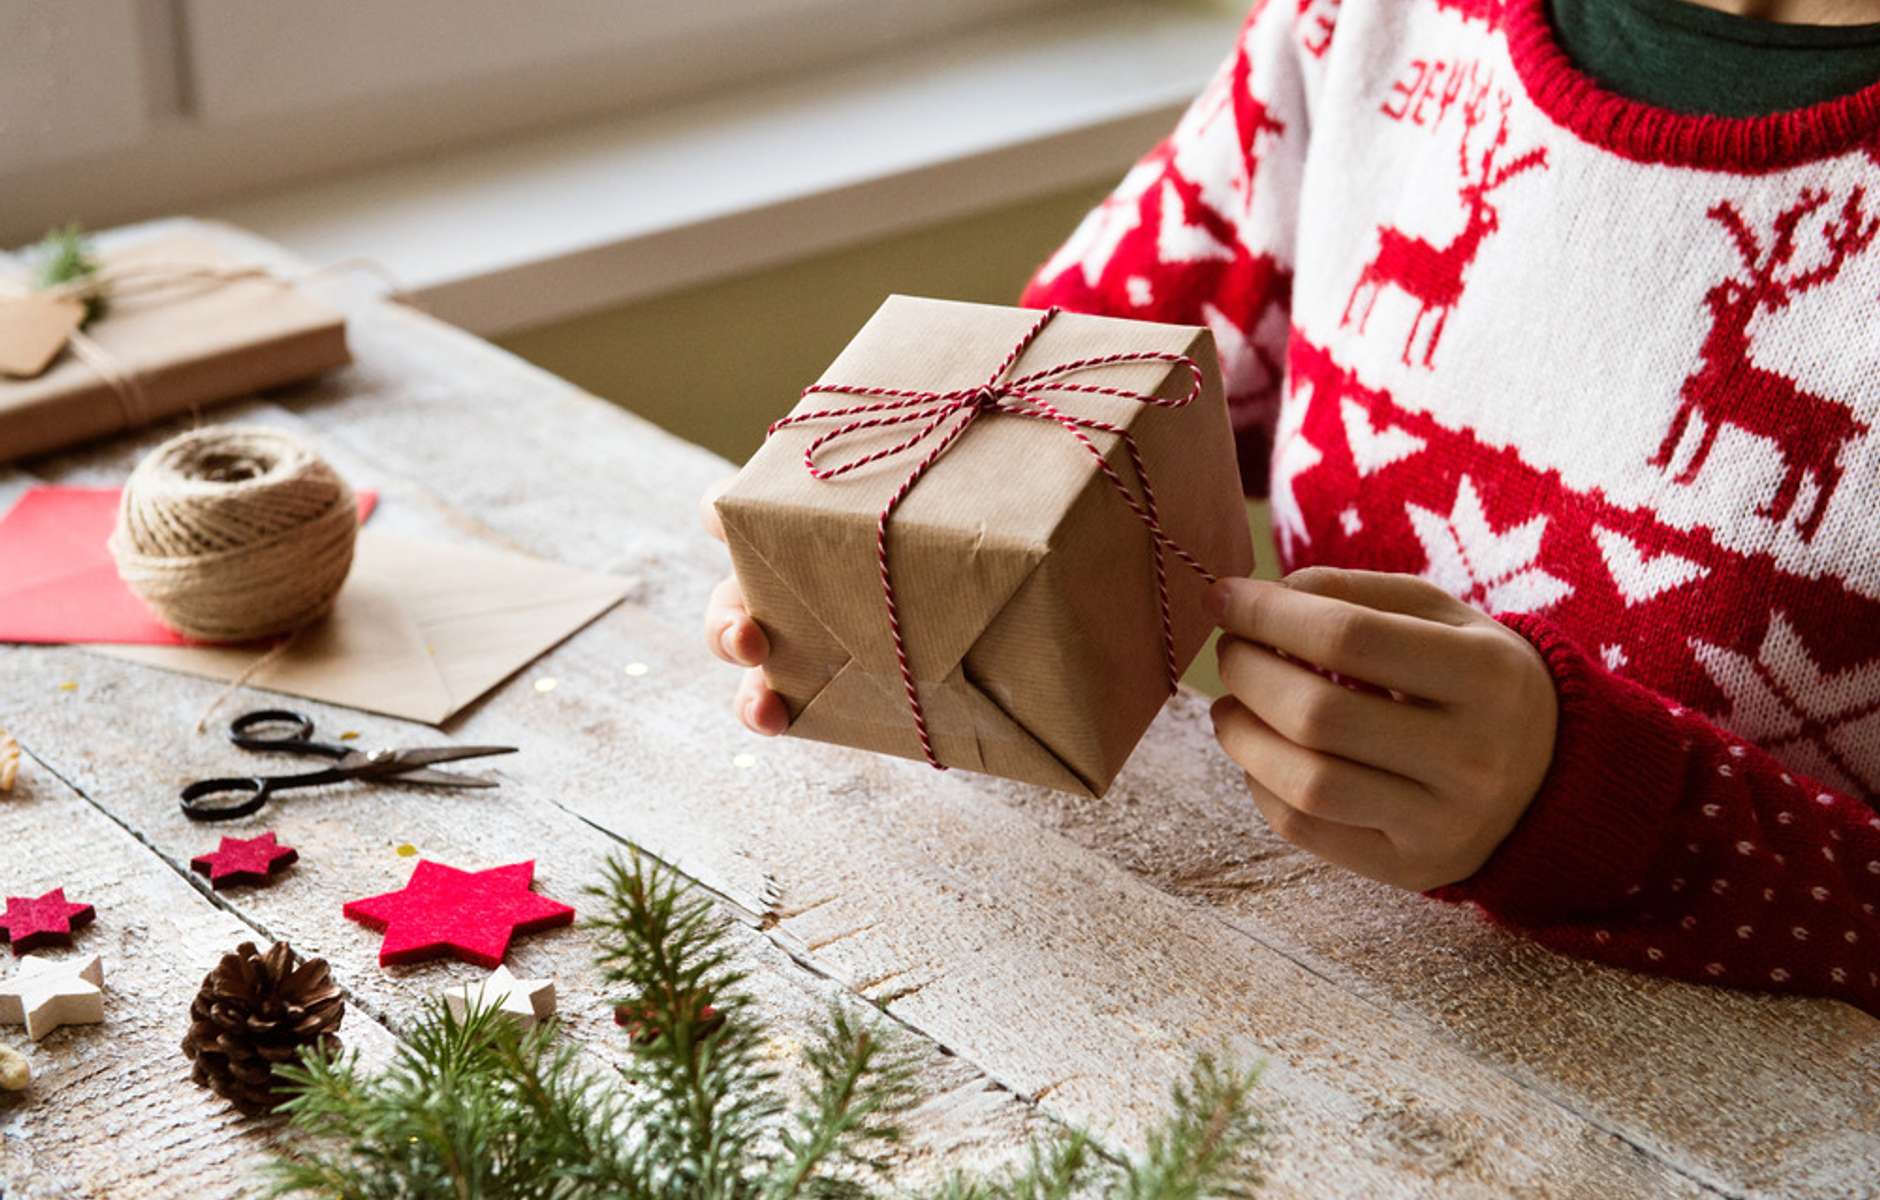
[109,427,358,643]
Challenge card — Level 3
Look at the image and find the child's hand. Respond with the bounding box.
[700,481,789,736]
[1208,568,1558,892]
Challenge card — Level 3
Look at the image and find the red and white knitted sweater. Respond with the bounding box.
[1022,0,1880,1014]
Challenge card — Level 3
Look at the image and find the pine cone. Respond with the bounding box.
[182,941,343,1115]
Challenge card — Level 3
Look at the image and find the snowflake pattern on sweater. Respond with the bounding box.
[1022,0,1880,1013]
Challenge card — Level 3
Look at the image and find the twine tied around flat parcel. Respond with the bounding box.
[0,250,405,432]
[764,305,1221,769]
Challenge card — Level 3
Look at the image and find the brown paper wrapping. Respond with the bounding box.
[717,296,1253,796]
[0,233,349,464]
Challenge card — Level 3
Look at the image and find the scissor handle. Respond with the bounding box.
[179,776,275,822]
[229,709,349,758]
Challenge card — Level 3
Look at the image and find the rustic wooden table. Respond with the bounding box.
[2,221,1875,1199]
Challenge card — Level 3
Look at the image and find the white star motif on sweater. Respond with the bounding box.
[1271,379,1324,560]
[1689,612,1880,794]
[1406,475,1573,613]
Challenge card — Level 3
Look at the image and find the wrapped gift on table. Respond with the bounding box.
[0,232,350,463]
[716,295,1253,796]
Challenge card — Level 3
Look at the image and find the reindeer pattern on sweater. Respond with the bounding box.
[1023,0,1880,1012]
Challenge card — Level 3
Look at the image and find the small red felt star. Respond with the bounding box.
[341,860,574,968]
[0,888,96,955]
[190,832,299,889]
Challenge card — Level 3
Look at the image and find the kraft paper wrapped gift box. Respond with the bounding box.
[715,295,1253,796]
[0,232,349,464]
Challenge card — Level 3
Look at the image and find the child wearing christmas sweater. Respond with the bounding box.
[706,0,1880,1015]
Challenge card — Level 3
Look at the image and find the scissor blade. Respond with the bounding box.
[393,767,502,788]
[389,745,518,768]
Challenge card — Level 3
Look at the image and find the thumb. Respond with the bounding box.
[699,476,735,544]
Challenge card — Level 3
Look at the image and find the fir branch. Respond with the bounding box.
[588,851,782,1197]
[1114,1056,1264,1200]
[264,852,1267,1200]
[32,224,105,326]
[762,1004,923,1200]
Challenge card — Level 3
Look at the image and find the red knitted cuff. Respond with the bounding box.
[1429,613,1691,926]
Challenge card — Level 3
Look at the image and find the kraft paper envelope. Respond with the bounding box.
[716,295,1252,797]
[92,530,629,725]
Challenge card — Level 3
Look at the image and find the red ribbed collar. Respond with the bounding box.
[1504,0,1880,172]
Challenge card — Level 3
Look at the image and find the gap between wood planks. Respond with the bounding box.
[543,797,1121,1164]
[9,708,1091,1180]
[544,793,1742,1198]
[11,738,420,1054]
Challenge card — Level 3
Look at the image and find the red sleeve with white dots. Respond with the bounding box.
[1434,614,1880,1015]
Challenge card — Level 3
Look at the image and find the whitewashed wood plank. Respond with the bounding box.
[0,642,1047,1198]
[0,740,403,1200]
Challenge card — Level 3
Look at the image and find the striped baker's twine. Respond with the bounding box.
[766,307,1219,770]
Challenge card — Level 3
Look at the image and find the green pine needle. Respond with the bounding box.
[33,224,105,326]
[264,852,1266,1199]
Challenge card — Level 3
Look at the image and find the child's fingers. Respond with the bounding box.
[1281,566,1480,626]
[1216,636,1448,784]
[1208,577,1477,700]
[736,667,788,736]
[1240,767,1403,886]
[706,576,770,666]
[1211,697,1426,831]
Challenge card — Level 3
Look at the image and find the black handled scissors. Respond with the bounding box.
[180,709,517,822]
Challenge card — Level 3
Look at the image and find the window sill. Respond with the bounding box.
[207,3,1236,337]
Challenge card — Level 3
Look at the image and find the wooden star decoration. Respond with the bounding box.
[342,860,575,968]
[191,832,299,889]
[0,954,104,1041]
[443,964,557,1030]
[0,888,95,955]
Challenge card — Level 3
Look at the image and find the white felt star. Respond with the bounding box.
[0,953,104,1041]
[443,964,556,1030]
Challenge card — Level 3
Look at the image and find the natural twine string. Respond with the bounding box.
[109,426,359,644]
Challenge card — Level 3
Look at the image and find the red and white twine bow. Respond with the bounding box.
[767,306,1219,770]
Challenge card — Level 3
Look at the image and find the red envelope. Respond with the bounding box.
[0,485,377,645]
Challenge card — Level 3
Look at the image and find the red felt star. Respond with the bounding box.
[0,888,96,955]
[341,860,574,968]
[190,832,299,889]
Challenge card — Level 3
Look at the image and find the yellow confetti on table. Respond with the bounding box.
[57,681,77,693]
[624,662,649,677]
[732,752,757,769]
[340,730,360,741]
[395,843,418,858]
[534,678,558,694]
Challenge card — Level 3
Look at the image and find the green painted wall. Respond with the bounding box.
[498,183,1276,694]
